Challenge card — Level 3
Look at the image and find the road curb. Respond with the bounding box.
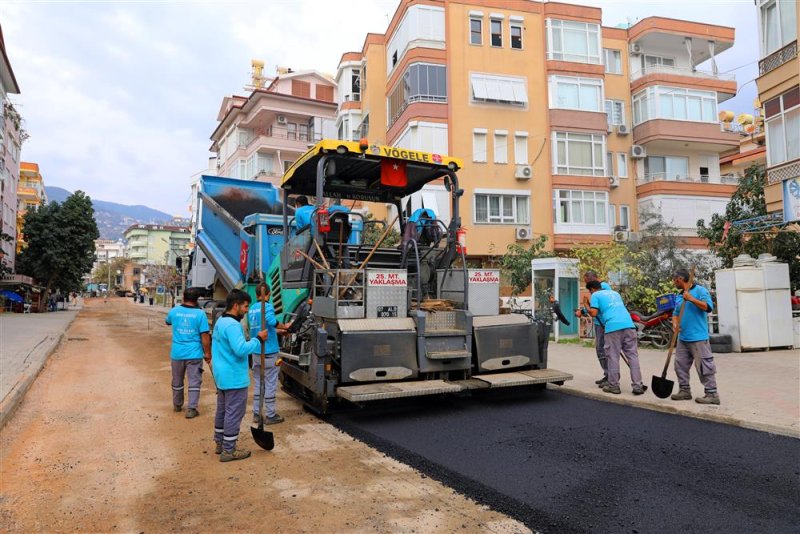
[0,311,80,430]
[551,384,800,439]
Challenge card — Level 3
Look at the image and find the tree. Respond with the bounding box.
[698,164,800,289]
[17,191,99,294]
[500,235,551,295]
[361,213,400,247]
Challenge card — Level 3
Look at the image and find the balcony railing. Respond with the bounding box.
[638,173,738,185]
[759,40,797,76]
[630,65,736,82]
[245,125,323,149]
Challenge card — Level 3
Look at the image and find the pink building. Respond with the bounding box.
[210,69,338,186]
[0,25,21,272]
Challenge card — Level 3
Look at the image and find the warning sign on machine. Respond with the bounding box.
[368,271,408,287]
[468,270,500,284]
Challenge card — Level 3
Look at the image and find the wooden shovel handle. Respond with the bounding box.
[660,266,695,377]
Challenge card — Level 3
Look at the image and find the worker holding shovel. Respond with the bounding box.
[669,269,720,405]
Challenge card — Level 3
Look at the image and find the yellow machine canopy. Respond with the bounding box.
[280,140,463,203]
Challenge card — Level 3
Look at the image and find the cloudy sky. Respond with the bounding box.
[2,0,759,215]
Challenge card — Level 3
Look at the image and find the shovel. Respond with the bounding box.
[250,284,275,451]
[651,266,695,398]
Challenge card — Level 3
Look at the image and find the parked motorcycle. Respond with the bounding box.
[630,309,674,349]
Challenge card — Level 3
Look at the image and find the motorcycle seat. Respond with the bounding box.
[631,310,671,323]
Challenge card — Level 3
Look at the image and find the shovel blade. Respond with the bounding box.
[651,375,674,399]
[250,427,275,451]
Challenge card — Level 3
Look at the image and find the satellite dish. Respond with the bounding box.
[718,110,734,122]
[736,114,754,125]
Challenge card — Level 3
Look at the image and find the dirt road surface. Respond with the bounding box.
[0,298,527,533]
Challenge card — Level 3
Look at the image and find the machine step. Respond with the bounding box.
[426,350,471,360]
[423,329,467,337]
[336,380,463,402]
[470,369,574,388]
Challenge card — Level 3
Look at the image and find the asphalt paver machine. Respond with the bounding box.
[269,140,572,413]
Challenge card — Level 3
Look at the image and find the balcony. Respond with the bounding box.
[630,65,735,83]
[759,40,797,76]
[638,173,738,185]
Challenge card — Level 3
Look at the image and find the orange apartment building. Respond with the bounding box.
[335,0,742,258]
[16,161,46,253]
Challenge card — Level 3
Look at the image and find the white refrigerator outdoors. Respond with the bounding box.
[715,263,793,352]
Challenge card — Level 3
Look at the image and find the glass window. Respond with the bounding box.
[603,49,622,74]
[617,153,628,178]
[553,190,608,226]
[471,73,528,106]
[388,64,447,126]
[620,205,630,229]
[761,0,798,55]
[633,86,717,125]
[475,194,530,224]
[606,152,614,176]
[473,131,487,162]
[765,87,800,166]
[511,23,523,49]
[546,19,602,64]
[609,204,616,227]
[551,76,602,112]
[491,19,502,47]
[286,123,297,140]
[494,132,508,164]
[470,18,482,45]
[644,156,689,180]
[605,99,625,126]
[553,132,606,176]
[514,133,528,165]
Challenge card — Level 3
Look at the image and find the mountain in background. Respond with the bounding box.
[45,186,175,241]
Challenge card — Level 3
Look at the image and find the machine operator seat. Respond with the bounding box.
[324,212,352,268]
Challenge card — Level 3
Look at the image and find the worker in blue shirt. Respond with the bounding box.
[165,287,211,418]
[212,289,267,462]
[294,195,315,231]
[587,280,645,395]
[670,269,719,405]
[575,271,613,387]
[247,283,291,425]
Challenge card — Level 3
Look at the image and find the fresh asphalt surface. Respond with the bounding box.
[330,388,800,534]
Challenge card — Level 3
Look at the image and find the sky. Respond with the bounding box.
[2,0,760,215]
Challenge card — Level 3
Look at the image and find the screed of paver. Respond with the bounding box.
[0,298,528,533]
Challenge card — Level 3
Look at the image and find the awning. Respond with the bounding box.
[0,290,24,303]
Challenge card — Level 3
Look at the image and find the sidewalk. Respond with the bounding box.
[0,304,82,428]
[548,341,800,438]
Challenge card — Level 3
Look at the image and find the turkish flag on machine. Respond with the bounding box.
[240,240,249,274]
[381,158,408,187]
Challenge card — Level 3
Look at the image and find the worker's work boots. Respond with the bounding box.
[602,384,621,394]
[220,448,251,462]
[214,442,223,454]
[185,408,199,419]
[264,414,285,425]
[632,385,645,395]
[695,393,721,405]
[173,405,182,412]
[671,389,692,401]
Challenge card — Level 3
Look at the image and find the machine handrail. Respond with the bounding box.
[400,239,423,312]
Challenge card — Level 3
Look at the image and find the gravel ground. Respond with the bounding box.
[331,388,800,534]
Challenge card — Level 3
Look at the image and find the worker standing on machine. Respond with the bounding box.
[212,290,267,462]
[294,196,314,231]
[247,283,291,425]
[575,271,612,387]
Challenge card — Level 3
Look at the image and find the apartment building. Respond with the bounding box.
[0,25,21,272]
[210,67,338,187]
[335,0,740,257]
[755,0,799,221]
[124,224,190,265]
[16,162,47,252]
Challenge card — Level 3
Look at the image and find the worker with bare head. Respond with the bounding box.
[575,270,612,387]
[294,195,314,231]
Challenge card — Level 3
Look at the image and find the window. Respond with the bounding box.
[760,0,797,55]
[511,22,523,49]
[257,153,274,174]
[291,80,310,98]
[554,190,608,225]
[238,159,246,179]
[633,86,717,124]
[616,153,628,178]
[298,124,309,142]
[606,152,614,176]
[609,204,617,228]
[549,76,603,112]
[471,73,528,106]
[546,19,601,64]
[392,51,398,66]
[605,99,625,126]
[351,71,361,102]
[316,85,334,102]
[619,205,630,229]
[765,87,800,166]
[473,129,487,162]
[553,132,606,176]
[644,156,689,180]
[470,17,482,45]
[603,49,622,74]
[475,193,530,224]
[388,63,447,126]
[514,132,528,164]
[283,160,293,172]
[237,128,253,147]
[286,123,297,140]
[494,131,508,164]
[490,19,502,47]
[642,55,675,72]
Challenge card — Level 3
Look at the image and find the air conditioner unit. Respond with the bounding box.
[277,115,288,125]
[629,43,642,55]
[616,124,630,136]
[609,176,620,188]
[613,230,630,242]
[631,144,647,159]
[515,164,533,179]
[628,231,642,242]
[515,227,532,240]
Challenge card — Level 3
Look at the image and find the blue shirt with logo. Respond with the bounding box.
[295,205,315,231]
[591,281,612,326]
[248,301,279,356]
[211,315,261,390]
[590,289,634,333]
[165,305,209,360]
[674,284,713,342]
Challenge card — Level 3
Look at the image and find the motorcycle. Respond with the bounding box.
[629,308,674,349]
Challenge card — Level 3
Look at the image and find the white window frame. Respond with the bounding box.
[606,151,614,177]
[605,99,625,126]
[759,0,797,56]
[490,17,503,48]
[603,48,622,74]
[471,73,528,106]
[553,189,609,228]
[549,75,604,112]
[473,128,488,163]
[609,204,617,228]
[474,189,531,224]
[644,155,690,181]
[619,205,630,229]
[469,15,483,46]
[545,19,602,64]
[633,86,718,125]
[510,19,523,50]
[552,132,607,176]
[764,88,800,166]
[616,153,628,178]
[493,130,508,164]
[514,131,529,165]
